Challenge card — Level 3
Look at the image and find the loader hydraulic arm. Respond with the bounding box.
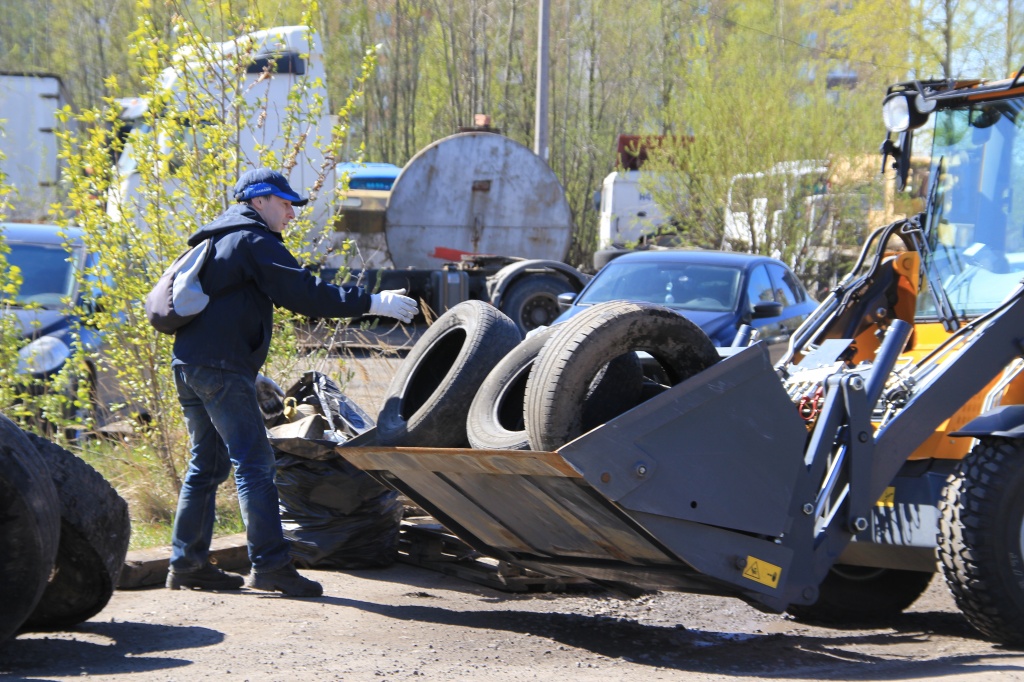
[779,284,1024,608]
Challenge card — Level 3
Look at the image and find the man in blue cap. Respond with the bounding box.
[166,168,417,597]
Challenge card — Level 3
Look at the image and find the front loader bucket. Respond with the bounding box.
[339,344,811,610]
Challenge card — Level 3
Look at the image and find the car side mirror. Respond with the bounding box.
[557,291,577,312]
[752,300,783,319]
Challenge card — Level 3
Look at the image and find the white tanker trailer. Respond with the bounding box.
[330,129,588,335]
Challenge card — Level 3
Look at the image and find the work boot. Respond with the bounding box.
[166,563,245,591]
[246,563,323,597]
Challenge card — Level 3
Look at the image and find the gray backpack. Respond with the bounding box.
[145,239,243,334]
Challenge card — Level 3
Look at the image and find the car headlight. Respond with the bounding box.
[18,336,71,376]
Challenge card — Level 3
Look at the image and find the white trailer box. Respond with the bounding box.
[0,74,70,222]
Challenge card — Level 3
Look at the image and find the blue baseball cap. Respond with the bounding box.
[234,168,309,206]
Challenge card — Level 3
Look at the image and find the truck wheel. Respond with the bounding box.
[938,437,1024,647]
[500,274,571,335]
[787,565,932,623]
[0,417,60,643]
[378,300,521,447]
[467,327,642,450]
[592,247,628,271]
[526,301,718,452]
[22,431,131,630]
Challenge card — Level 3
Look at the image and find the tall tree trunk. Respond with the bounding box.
[502,0,519,121]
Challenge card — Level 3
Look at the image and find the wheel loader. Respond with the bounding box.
[336,68,1024,646]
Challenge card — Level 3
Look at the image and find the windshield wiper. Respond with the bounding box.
[910,156,961,332]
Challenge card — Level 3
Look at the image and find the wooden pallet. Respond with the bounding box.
[397,517,588,593]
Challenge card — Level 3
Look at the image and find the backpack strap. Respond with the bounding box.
[197,235,251,300]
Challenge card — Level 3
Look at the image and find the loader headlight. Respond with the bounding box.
[915,92,937,114]
[882,94,911,132]
[18,335,71,376]
[883,92,933,132]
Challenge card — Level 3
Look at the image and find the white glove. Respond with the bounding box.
[255,373,285,421]
[369,288,418,323]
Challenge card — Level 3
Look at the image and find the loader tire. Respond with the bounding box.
[467,327,641,450]
[938,437,1024,647]
[22,432,131,630]
[786,565,932,624]
[0,417,60,643]
[526,301,718,452]
[378,300,522,447]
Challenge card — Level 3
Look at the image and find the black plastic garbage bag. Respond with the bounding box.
[285,370,374,437]
[276,452,403,569]
[269,371,400,569]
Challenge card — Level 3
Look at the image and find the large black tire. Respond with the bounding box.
[377,300,522,447]
[22,432,131,630]
[500,274,572,336]
[938,437,1024,647]
[787,565,933,624]
[525,301,719,452]
[0,417,60,643]
[467,327,643,450]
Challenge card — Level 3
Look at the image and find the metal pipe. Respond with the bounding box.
[533,0,550,161]
[731,324,753,347]
[864,319,914,410]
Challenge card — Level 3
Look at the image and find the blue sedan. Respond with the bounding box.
[555,249,818,362]
[0,223,105,429]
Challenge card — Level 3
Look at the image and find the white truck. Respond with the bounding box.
[596,169,668,248]
[108,25,337,234]
[595,135,671,252]
[722,160,830,250]
[0,73,72,222]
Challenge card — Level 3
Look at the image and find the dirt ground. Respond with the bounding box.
[2,566,1024,681]
[4,351,1024,681]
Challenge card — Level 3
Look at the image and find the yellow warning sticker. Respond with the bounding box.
[877,486,896,508]
[742,556,781,589]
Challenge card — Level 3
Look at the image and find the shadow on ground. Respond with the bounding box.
[327,594,1015,680]
[0,621,223,680]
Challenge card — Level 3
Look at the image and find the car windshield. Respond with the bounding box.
[577,261,741,313]
[916,100,1024,319]
[5,241,80,307]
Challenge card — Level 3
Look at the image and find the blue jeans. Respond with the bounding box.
[169,364,291,573]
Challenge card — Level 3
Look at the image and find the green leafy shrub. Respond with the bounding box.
[36,6,376,524]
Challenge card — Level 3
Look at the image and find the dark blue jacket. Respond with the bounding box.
[172,204,370,377]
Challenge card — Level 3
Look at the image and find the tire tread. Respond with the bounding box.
[938,438,1024,647]
[22,432,130,630]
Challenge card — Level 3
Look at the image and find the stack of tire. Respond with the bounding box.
[375,299,719,451]
[0,416,130,644]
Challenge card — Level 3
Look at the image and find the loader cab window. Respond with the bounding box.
[916,100,1024,320]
